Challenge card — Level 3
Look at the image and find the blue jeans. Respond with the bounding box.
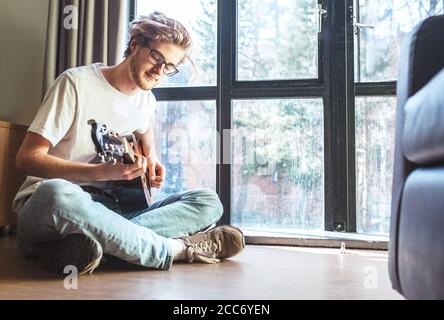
[16,179,223,270]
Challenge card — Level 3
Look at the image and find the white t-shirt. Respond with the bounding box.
[12,62,156,213]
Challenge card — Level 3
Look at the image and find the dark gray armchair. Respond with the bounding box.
[389,15,444,299]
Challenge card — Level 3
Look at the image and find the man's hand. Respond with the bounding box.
[146,154,166,188]
[95,154,147,181]
[134,127,166,188]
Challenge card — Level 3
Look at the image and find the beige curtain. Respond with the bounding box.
[42,0,128,99]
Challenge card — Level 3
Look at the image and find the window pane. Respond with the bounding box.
[136,0,217,87]
[152,101,216,199]
[232,99,324,232]
[355,0,443,82]
[237,0,318,81]
[355,97,396,235]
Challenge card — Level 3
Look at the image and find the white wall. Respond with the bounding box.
[0,0,49,126]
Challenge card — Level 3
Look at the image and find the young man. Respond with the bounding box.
[13,11,244,275]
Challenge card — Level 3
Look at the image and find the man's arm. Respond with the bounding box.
[16,132,146,182]
[135,127,157,158]
[135,127,165,188]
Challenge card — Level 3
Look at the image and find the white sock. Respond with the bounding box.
[167,238,187,261]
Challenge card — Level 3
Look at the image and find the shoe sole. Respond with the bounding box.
[40,234,103,275]
[78,237,103,275]
[79,253,102,275]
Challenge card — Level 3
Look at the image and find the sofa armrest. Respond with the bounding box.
[403,68,444,165]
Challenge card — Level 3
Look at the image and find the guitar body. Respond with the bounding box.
[112,179,151,212]
[112,135,153,212]
[88,120,153,213]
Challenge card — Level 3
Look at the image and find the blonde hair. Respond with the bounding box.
[124,11,192,63]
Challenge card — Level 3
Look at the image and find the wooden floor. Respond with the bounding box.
[0,235,403,300]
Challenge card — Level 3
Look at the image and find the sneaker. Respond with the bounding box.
[39,234,103,275]
[179,225,245,264]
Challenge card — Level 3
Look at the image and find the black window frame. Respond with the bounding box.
[350,0,397,236]
[130,0,398,240]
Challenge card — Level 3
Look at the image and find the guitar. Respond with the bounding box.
[87,119,153,212]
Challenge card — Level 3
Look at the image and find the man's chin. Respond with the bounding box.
[135,78,155,90]
[140,83,155,90]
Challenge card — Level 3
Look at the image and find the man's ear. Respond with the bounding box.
[130,39,138,55]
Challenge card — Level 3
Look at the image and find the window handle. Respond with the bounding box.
[317,4,327,33]
[354,22,375,35]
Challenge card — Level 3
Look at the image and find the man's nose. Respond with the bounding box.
[152,63,165,76]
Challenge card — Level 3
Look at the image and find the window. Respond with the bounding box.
[232,98,324,231]
[152,101,217,199]
[237,0,318,81]
[355,97,396,235]
[135,0,218,204]
[132,0,442,240]
[354,0,443,82]
[353,0,442,235]
[135,0,324,237]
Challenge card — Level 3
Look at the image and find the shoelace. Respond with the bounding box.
[185,238,222,264]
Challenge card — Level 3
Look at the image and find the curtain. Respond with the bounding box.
[42,0,128,99]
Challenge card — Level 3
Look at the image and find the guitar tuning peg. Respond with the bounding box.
[99,153,106,163]
[106,156,115,163]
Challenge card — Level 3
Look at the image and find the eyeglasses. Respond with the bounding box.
[146,44,179,76]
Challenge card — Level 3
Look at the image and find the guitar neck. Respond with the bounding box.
[121,136,136,164]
